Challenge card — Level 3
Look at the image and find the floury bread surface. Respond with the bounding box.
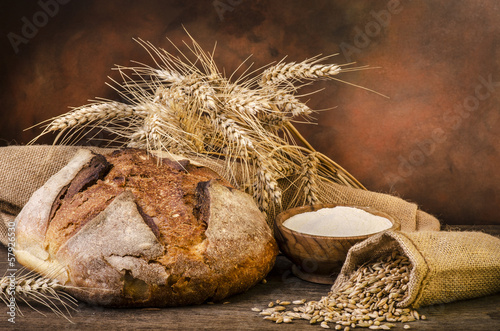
[15,148,278,307]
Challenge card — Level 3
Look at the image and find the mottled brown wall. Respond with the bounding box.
[1,0,499,225]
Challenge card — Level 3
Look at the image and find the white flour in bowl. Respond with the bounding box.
[283,206,392,237]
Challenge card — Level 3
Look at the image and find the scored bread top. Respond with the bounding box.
[45,149,228,256]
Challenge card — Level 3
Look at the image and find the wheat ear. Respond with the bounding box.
[260,59,341,87]
[222,83,273,116]
[1,269,77,323]
[30,101,149,146]
[46,101,148,132]
[251,152,282,212]
[299,152,320,205]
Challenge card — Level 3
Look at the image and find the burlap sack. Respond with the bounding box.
[0,145,440,246]
[332,230,500,308]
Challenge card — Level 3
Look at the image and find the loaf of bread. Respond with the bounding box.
[15,148,278,307]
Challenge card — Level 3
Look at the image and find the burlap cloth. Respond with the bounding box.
[332,230,500,308]
[0,145,441,246]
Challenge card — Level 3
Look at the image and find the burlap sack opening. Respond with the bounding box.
[332,230,500,308]
[0,145,440,246]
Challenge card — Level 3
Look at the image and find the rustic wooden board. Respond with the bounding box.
[1,225,499,330]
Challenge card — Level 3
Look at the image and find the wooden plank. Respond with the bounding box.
[1,225,499,330]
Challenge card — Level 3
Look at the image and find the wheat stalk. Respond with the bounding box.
[270,89,312,119]
[251,152,282,212]
[30,101,148,146]
[260,57,341,87]
[164,73,219,113]
[1,268,77,323]
[48,102,147,132]
[154,69,185,84]
[225,86,272,116]
[299,152,320,205]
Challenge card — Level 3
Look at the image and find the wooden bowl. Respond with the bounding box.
[274,204,400,284]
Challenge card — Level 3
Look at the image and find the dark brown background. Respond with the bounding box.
[1,0,499,225]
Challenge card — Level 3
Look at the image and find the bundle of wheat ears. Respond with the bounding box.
[33,33,370,215]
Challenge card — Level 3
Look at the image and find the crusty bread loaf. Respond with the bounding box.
[15,149,278,307]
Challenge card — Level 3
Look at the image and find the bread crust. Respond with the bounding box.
[15,149,278,307]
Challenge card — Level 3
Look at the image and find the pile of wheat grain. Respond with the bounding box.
[254,250,426,330]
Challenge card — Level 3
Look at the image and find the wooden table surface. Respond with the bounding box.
[1,225,499,331]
